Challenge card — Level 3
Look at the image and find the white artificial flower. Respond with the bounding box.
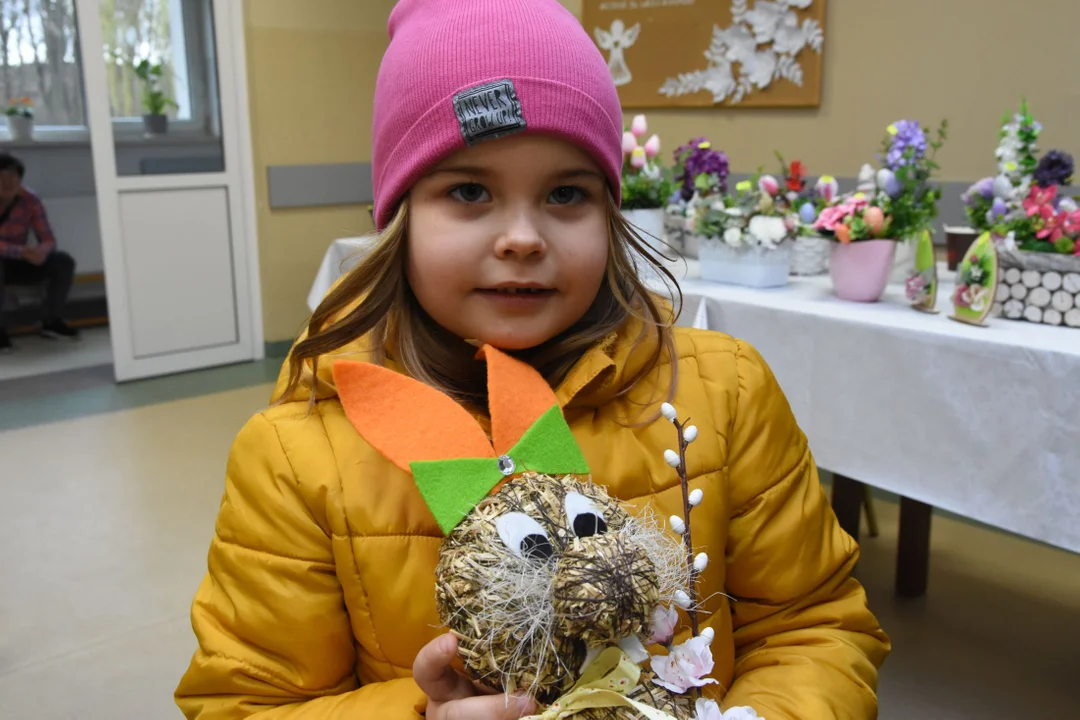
[748,215,788,249]
[724,227,744,247]
[1059,197,1078,213]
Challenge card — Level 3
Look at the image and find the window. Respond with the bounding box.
[0,0,217,140]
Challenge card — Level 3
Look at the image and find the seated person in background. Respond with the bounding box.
[0,152,79,352]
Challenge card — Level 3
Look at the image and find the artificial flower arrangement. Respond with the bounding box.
[621,114,678,211]
[870,118,948,243]
[666,137,731,257]
[333,346,762,719]
[695,175,800,251]
[960,100,1080,327]
[4,97,33,118]
[812,191,891,244]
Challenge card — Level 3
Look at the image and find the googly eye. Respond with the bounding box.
[495,512,554,562]
[565,492,608,538]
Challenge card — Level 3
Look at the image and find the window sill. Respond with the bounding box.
[0,132,221,150]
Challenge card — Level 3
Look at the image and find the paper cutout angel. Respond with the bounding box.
[595,19,641,87]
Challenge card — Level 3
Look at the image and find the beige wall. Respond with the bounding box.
[247,0,1078,341]
[561,0,1078,181]
[243,0,394,342]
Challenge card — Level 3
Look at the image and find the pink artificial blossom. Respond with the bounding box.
[1063,210,1080,237]
[644,134,661,158]
[631,114,648,138]
[1037,205,1065,242]
[694,699,724,720]
[648,604,679,646]
[1024,185,1057,217]
[630,147,647,170]
[650,635,719,694]
[758,175,780,196]
[622,131,638,156]
[813,205,851,232]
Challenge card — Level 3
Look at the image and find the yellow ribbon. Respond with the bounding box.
[522,648,680,720]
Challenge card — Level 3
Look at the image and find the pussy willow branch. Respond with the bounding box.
[674,417,699,638]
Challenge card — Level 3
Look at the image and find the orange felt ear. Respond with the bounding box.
[332,360,494,473]
[479,345,562,456]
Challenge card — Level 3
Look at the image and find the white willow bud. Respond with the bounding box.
[664,449,681,467]
[661,402,677,422]
[674,590,692,609]
[684,425,698,442]
[688,488,704,507]
[693,552,709,573]
[669,515,686,534]
[700,627,715,644]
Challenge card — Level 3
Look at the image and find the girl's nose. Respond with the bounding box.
[493,209,547,260]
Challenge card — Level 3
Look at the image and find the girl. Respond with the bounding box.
[176,1,889,718]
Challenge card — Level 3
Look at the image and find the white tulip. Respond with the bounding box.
[669,515,686,534]
[689,488,704,506]
[664,449,681,468]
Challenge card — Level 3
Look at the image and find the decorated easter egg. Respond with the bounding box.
[864,206,885,236]
[835,224,852,244]
[798,202,817,224]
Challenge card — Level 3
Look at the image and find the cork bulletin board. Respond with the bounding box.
[584,0,827,109]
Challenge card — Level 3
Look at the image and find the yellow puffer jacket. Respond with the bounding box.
[176,320,889,719]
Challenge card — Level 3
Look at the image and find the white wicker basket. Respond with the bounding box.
[790,235,830,276]
[993,248,1080,328]
[698,236,792,288]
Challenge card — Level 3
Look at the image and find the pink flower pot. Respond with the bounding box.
[829,239,897,302]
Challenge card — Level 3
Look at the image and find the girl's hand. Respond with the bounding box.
[413,634,537,720]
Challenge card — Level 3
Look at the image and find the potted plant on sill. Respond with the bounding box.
[669,136,729,258]
[620,114,677,257]
[134,59,178,136]
[815,191,896,302]
[694,175,799,289]
[5,97,34,142]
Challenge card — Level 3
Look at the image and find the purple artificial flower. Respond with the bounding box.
[886,120,928,169]
[1033,150,1075,188]
[974,177,994,198]
[674,137,729,200]
[986,197,1007,225]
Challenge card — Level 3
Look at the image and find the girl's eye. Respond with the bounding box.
[564,492,608,538]
[496,512,555,562]
[548,186,586,205]
[449,183,491,203]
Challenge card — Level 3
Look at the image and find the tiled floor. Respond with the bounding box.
[1,383,1078,718]
[0,326,113,382]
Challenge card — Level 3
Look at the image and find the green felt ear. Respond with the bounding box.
[412,405,590,533]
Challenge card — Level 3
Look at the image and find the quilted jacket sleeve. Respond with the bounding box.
[175,413,426,719]
[719,341,890,719]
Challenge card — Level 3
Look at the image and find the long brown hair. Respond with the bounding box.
[282,194,682,412]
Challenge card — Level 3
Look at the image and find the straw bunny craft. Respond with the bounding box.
[332,346,760,720]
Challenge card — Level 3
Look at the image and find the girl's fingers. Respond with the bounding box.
[439,693,537,720]
[412,634,475,703]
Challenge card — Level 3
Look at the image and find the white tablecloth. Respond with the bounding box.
[309,238,1080,554]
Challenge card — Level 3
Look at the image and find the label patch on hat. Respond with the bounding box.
[453,80,527,146]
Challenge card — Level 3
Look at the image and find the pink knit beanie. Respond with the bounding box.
[371,0,624,229]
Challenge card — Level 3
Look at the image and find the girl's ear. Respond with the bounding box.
[333,360,494,473]
[480,345,563,455]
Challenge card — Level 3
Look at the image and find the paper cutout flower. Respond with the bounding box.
[648,604,679,645]
[650,635,719,694]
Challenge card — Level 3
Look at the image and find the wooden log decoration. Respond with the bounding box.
[1067,308,1080,328]
[1028,287,1052,308]
[1004,267,1022,285]
[1021,270,1042,288]
[1064,273,1080,294]
[1043,308,1063,326]
[1042,271,1063,291]
[1003,299,1025,319]
[1023,305,1043,323]
[1010,283,1028,300]
[995,283,1010,303]
[1052,290,1074,313]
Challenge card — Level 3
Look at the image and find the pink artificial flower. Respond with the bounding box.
[630,147,647,170]
[1037,205,1064,242]
[905,274,927,301]
[631,114,648,138]
[952,284,969,309]
[694,699,724,720]
[813,204,851,232]
[622,131,638,156]
[650,635,719,694]
[758,175,780,196]
[1062,210,1080,237]
[1024,184,1058,217]
[648,605,679,646]
[644,134,661,159]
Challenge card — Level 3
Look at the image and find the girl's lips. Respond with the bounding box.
[475,287,557,309]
